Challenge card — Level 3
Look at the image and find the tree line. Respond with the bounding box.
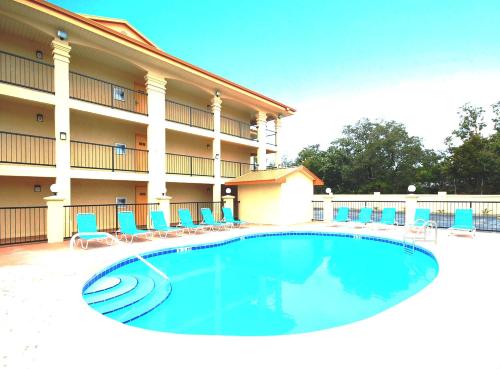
[291,102,500,194]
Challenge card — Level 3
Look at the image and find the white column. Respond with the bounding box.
[211,95,222,202]
[405,194,419,225]
[274,115,282,167]
[52,39,71,204]
[145,74,167,204]
[256,111,267,170]
[323,194,334,223]
[44,195,65,243]
[222,195,235,213]
[156,195,172,226]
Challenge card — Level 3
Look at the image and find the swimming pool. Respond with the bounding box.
[82,232,438,335]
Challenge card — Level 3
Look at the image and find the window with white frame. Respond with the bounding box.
[113,86,125,101]
[115,143,126,155]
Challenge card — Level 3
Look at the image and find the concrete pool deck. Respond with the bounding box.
[1,224,499,369]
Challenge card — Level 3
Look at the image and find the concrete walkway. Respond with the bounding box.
[1,224,499,369]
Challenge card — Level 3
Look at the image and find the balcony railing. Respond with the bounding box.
[221,116,256,140]
[221,160,255,178]
[165,153,214,176]
[0,50,54,93]
[69,71,148,115]
[71,140,148,173]
[165,99,214,130]
[0,131,55,166]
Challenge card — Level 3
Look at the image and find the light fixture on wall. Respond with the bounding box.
[36,113,44,123]
[214,153,220,160]
[278,114,283,119]
[57,30,68,41]
[34,185,41,192]
[59,132,67,140]
[215,90,221,97]
[35,50,43,59]
[408,184,416,193]
[50,183,59,196]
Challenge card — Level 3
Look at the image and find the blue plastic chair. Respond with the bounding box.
[200,208,227,230]
[150,210,183,238]
[117,211,152,242]
[352,207,372,226]
[376,207,397,228]
[449,208,476,237]
[222,207,247,227]
[334,207,350,223]
[178,208,207,233]
[413,208,431,227]
[75,213,113,249]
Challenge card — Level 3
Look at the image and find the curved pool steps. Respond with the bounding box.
[84,275,138,304]
[83,274,172,323]
[84,276,121,294]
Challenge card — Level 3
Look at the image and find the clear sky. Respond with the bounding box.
[51,0,500,157]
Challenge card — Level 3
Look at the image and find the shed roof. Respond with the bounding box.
[225,166,324,186]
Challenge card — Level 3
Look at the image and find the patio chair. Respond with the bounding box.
[330,207,350,226]
[74,213,114,249]
[178,208,207,234]
[403,208,437,243]
[200,208,228,231]
[117,211,153,243]
[373,207,397,229]
[222,207,247,227]
[449,208,476,237]
[351,207,372,227]
[150,210,183,238]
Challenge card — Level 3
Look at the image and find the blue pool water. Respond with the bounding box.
[83,232,438,336]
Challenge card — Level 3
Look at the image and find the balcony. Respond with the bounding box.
[0,51,54,93]
[0,131,55,166]
[221,115,257,141]
[70,140,148,172]
[165,153,214,177]
[69,72,148,115]
[221,160,255,178]
[165,99,214,131]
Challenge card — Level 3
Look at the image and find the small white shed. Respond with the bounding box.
[225,166,324,225]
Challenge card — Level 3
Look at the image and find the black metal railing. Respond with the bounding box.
[221,115,255,140]
[69,71,148,115]
[266,128,277,146]
[0,131,55,166]
[64,202,159,238]
[71,140,148,173]
[170,201,223,225]
[312,201,324,221]
[165,153,214,176]
[331,201,406,225]
[0,206,47,246]
[165,99,214,130]
[221,160,255,178]
[0,50,54,93]
[417,201,500,232]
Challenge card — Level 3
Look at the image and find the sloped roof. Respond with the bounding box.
[79,14,158,48]
[225,166,324,186]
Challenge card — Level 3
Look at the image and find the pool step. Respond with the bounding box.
[83,273,172,323]
[83,275,138,304]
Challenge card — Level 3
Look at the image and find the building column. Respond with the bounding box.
[211,95,222,202]
[52,39,72,204]
[274,115,282,167]
[145,74,167,204]
[256,111,267,170]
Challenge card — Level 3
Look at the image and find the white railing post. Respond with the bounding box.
[156,195,172,226]
[222,195,235,213]
[405,194,419,225]
[323,194,334,223]
[44,195,65,243]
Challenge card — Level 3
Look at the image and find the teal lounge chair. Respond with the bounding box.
[413,208,431,227]
[117,211,153,242]
[178,208,207,233]
[374,207,397,229]
[352,207,372,227]
[222,207,247,227]
[200,208,228,231]
[150,210,183,238]
[404,208,437,243]
[330,207,350,226]
[449,208,476,237]
[75,213,114,249]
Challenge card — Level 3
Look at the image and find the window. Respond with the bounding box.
[116,197,127,206]
[115,143,126,155]
[113,86,125,101]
